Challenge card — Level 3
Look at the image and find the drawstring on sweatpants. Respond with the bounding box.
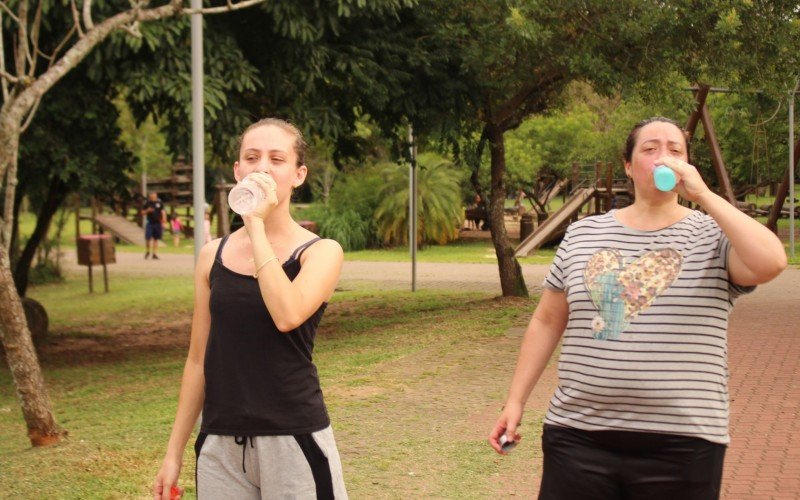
[234,436,254,473]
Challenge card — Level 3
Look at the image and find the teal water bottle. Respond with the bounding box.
[653,165,676,192]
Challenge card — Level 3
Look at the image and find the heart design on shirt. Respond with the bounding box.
[584,248,682,340]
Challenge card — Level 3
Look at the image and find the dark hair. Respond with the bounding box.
[623,117,691,163]
[236,118,308,167]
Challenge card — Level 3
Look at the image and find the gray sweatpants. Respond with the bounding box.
[195,426,348,499]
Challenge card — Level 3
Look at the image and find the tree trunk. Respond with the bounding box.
[9,183,24,265]
[0,246,64,446]
[14,175,69,296]
[469,130,488,201]
[485,124,528,297]
[0,123,64,447]
[2,142,20,248]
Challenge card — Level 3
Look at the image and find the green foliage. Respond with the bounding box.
[318,208,372,251]
[18,69,134,205]
[108,17,261,171]
[304,136,339,204]
[693,91,791,187]
[413,0,799,189]
[374,152,464,246]
[326,164,386,244]
[26,209,70,287]
[115,97,172,179]
[505,104,602,188]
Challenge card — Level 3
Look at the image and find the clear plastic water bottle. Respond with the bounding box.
[653,165,677,192]
[228,175,264,215]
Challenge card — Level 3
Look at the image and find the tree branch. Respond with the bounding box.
[576,11,619,47]
[70,0,85,37]
[0,69,19,84]
[0,1,19,23]
[184,0,266,15]
[119,22,142,38]
[82,0,94,31]
[0,11,9,100]
[3,0,269,138]
[16,1,29,78]
[26,0,42,77]
[19,96,41,133]
[494,70,562,130]
[37,25,79,65]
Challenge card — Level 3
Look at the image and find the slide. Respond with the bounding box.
[93,213,146,246]
[514,187,596,257]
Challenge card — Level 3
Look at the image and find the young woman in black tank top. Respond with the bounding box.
[154,118,347,499]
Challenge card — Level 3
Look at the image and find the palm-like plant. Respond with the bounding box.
[375,152,464,247]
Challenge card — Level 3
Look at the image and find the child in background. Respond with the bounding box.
[171,215,183,247]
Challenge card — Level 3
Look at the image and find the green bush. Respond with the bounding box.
[29,260,65,286]
[317,208,373,251]
[375,152,464,246]
[328,165,385,223]
[319,165,386,248]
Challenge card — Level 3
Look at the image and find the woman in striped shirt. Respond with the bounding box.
[489,117,787,499]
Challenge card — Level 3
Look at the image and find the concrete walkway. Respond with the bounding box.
[62,250,799,498]
[61,250,551,292]
[723,269,800,499]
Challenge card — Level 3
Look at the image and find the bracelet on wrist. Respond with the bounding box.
[253,256,279,278]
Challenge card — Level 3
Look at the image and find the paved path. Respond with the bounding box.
[62,251,799,497]
[722,269,800,499]
[61,250,551,292]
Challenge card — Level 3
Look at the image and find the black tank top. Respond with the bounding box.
[200,235,330,435]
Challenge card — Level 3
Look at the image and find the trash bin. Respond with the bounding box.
[77,234,116,266]
[520,213,534,241]
[76,234,115,293]
[537,212,549,225]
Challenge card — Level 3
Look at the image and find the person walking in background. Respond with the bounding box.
[170,214,183,248]
[489,116,787,499]
[142,191,166,259]
[153,118,347,500]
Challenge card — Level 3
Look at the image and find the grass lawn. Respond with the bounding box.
[346,239,558,265]
[1,275,544,499]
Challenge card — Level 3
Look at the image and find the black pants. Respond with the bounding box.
[539,424,726,500]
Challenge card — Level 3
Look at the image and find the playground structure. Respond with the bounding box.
[514,84,800,256]
[75,159,299,245]
[514,162,630,256]
[76,157,234,244]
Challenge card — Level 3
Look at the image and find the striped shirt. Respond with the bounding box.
[542,210,753,444]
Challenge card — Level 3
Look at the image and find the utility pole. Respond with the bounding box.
[408,124,417,291]
[789,81,797,259]
[191,0,205,261]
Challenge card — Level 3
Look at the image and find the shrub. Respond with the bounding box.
[374,152,464,246]
[317,208,373,251]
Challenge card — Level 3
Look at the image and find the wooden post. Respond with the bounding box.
[766,136,800,232]
[87,264,94,293]
[90,197,98,234]
[217,185,231,237]
[605,161,613,211]
[700,103,736,204]
[74,195,81,238]
[686,84,735,204]
[594,161,602,214]
[685,84,710,139]
[99,235,109,293]
[571,162,580,192]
